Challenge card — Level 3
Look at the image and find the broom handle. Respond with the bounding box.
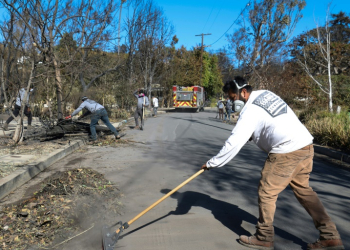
[142,96,145,120]
[116,169,204,233]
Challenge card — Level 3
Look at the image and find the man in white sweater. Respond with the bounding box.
[201,76,343,250]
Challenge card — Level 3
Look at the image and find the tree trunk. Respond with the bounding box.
[53,58,63,119]
[13,61,35,143]
[148,75,152,108]
[12,118,23,143]
[327,33,333,112]
[328,63,333,112]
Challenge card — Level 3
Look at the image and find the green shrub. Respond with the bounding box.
[298,107,317,124]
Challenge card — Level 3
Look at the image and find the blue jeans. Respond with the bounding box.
[225,109,232,120]
[90,108,118,140]
[153,107,158,116]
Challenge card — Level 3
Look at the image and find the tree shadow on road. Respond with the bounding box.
[120,189,307,249]
[171,116,233,132]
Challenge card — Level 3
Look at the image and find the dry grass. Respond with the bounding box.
[303,110,350,153]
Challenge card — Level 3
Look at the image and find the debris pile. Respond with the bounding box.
[0,168,122,249]
[89,137,130,147]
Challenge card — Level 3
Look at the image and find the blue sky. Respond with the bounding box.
[154,0,350,51]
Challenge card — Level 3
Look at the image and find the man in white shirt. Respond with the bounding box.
[3,87,34,131]
[201,76,343,250]
[152,96,159,117]
[65,96,120,141]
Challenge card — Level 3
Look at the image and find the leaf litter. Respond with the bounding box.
[0,168,123,249]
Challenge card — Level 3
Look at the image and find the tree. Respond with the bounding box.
[124,0,148,90]
[293,7,334,111]
[136,2,174,105]
[228,0,306,88]
[330,11,350,43]
[201,52,223,97]
[0,10,41,143]
[1,0,117,119]
[215,48,235,84]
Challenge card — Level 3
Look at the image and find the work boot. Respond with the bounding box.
[115,135,121,140]
[307,239,344,250]
[88,137,97,142]
[134,126,139,130]
[2,123,9,131]
[140,126,143,131]
[239,236,274,250]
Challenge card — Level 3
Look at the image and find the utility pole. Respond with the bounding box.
[195,33,211,86]
[117,0,126,55]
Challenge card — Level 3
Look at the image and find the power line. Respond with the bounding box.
[202,5,215,32]
[209,1,251,47]
[208,7,223,32]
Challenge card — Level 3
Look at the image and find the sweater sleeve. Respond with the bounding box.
[71,102,86,117]
[133,90,139,98]
[206,109,258,168]
[145,97,149,106]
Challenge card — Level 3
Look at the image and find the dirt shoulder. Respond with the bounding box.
[0,168,122,250]
[0,134,142,250]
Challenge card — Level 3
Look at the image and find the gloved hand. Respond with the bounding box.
[65,115,72,120]
[201,164,209,171]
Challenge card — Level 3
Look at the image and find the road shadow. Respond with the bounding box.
[120,189,307,249]
[171,116,233,132]
[166,108,198,113]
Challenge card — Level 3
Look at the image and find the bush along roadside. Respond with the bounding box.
[300,109,350,154]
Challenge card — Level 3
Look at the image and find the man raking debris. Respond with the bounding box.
[201,76,344,250]
[65,96,121,141]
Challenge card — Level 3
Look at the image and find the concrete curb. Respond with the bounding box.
[314,145,350,164]
[0,139,86,200]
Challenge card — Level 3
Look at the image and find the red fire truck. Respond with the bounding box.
[172,85,205,112]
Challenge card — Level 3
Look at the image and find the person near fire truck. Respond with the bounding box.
[217,98,224,121]
[133,89,149,130]
[224,96,233,122]
[201,76,343,250]
[152,96,159,117]
[65,96,120,141]
[2,87,34,131]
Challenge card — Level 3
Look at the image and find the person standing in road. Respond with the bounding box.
[201,76,344,250]
[65,96,120,141]
[2,87,34,131]
[224,96,233,122]
[133,89,149,130]
[152,96,159,117]
[217,98,224,121]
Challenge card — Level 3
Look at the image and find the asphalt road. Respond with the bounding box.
[3,110,350,250]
